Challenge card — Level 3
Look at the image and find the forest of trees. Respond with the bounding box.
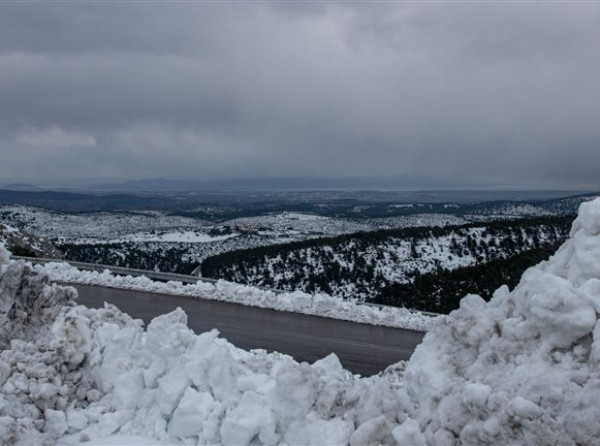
[200,216,574,300]
[370,243,562,313]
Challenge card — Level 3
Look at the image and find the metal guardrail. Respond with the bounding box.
[10,255,442,317]
[10,255,217,285]
[10,255,285,294]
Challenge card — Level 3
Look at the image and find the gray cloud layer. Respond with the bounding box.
[1,2,599,188]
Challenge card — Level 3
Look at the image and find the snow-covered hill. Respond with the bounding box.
[0,206,210,240]
[0,223,60,258]
[1,199,600,444]
[203,217,572,300]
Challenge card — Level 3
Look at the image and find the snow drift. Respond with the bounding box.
[397,198,600,445]
[2,197,600,445]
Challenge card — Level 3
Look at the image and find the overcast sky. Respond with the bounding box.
[1,1,599,189]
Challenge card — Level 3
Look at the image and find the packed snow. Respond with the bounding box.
[3,198,600,445]
[40,261,438,332]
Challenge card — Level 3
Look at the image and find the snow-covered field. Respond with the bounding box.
[0,205,486,247]
[0,206,209,240]
[2,199,600,444]
[84,230,238,244]
[217,212,374,236]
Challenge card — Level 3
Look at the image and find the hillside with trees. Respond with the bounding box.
[201,216,574,301]
[370,243,562,313]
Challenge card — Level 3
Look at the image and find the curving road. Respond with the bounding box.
[70,284,425,376]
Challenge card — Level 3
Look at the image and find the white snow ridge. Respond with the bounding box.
[2,198,600,445]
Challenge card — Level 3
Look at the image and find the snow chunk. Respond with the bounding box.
[0,242,9,264]
[392,418,427,446]
[509,396,542,420]
[349,415,393,446]
[45,409,68,438]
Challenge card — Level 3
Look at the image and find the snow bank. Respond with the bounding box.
[396,198,600,445]
[40,262,438,332]
[0,247,411,445]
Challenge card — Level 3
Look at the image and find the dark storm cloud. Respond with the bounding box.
[0,2,599,188]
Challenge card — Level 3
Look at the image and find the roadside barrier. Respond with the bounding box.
[10,255,442,317]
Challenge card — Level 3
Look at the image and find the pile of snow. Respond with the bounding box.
[40,262,438,332]
[395,198,600,445]
[0,247,411,445]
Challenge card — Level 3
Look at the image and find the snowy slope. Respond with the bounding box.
[2,198,600,445]
[204,218,571,300]
[0,206,209,240]
[0,223,61,258]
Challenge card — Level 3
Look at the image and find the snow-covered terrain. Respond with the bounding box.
[0,206,209,240]
[0,205,489,277]
[0,244,413,445]
[0,206,373,244]
[3,199,600,444]
[216,212,373,236]
[204,218,571,300]
[0,223,61,258]
[364,213,470,230]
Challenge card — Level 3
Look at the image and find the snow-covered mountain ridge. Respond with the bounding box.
[2,198,600,444]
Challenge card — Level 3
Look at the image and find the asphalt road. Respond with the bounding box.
[71,284,425,376]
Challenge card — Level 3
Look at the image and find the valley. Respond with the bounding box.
[0,189,593,314]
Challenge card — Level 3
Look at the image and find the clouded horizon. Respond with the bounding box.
[1,2,599,189]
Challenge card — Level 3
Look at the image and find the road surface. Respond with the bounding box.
[71,284,425,376]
